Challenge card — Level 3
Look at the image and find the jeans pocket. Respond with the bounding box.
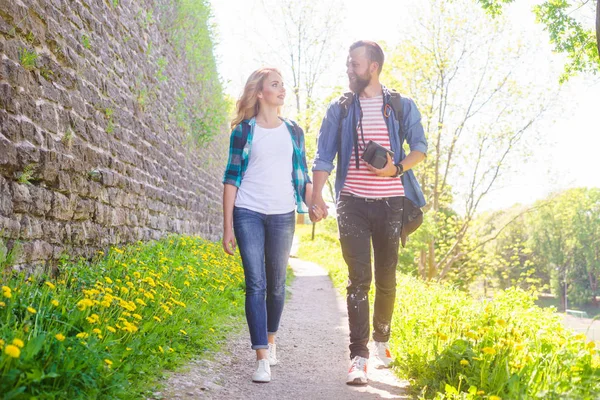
[385,198,404,214]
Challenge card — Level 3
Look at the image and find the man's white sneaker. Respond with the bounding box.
[373,341,393,369]
[252,359,271,383]
[268,343,278,366]
[346,356,368,385]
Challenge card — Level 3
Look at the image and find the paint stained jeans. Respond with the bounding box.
[337,195,404,359]
[233,206,295,350]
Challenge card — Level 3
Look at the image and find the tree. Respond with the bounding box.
[476,0,600,82]
[529,188,600,308]
[382,0,557,281]
[257,0,343,138]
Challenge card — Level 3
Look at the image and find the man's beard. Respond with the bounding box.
[349,72,371,93]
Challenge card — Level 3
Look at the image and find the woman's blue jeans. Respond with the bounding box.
[233,206,295,350]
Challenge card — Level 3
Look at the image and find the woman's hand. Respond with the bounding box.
[222,229,236,255]
[308,202,325,223]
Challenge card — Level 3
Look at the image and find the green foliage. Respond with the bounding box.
[529,188,600,308]
[0,239,21,273]
[297,223,600,399]
[62,129,74,148]
[0,235,245,398]
[17,164,36,185]
[476,0,600,81]
[81,34,91,50]
[104,108,115,134]
[18,49,37,71]
[156,56,168,82]
[169,0,227,146]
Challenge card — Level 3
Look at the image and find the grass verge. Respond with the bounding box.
[0,235,245,399]
[296,223,600,399]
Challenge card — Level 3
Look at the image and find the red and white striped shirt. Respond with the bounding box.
[342,95,405,198]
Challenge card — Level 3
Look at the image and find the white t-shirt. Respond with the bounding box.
[235,123,296,214]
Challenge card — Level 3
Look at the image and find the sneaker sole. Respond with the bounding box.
[252,378,271,383]
[346,378,368,386]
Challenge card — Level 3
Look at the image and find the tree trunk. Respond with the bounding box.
[596,0,600,60]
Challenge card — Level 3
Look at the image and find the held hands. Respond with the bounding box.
[222,229,236,256]
[308,195,328,223]
[366,153,396,177]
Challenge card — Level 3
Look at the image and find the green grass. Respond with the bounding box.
[0,235,245,398]
[296,223,600,399]
[18,49,37,71]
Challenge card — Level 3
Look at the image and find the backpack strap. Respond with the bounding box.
[388,90,405,146]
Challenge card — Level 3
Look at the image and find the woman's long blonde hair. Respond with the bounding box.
[231,67,282,129]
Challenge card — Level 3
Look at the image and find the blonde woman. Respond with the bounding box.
[222,68,319,383]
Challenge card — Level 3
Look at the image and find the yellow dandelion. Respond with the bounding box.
[436,332,448,340]
[92,328,102,334]
[45,281,56,290]
[133,314,142,320]
[158,346,164,353]
[105,277,113,284]
[107,326,116,333]
[55,333,66,341]
[496,319,507,326]
[51,299,59,306]
[477,391,485,395]
[153,316,161,322]
[5,344,21,358]
[587,342,596,350]
[482,347,497,355]
[0,339,4,347]
[76,332,89,339]
[27,307,37,314]
[77,298,93,311]
[489,396,502,400]
[460,359,469,366]
[126,347,132,351]
[12,338,24,348]
[180,329,187,335]
[0,301,5,307]
[135,298,147,306]
[2,286,12,298]
[104,359,113,365]
[184,281,190,287]
[113,248,124,254]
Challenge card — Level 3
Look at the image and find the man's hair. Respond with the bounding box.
[349,40,384,74]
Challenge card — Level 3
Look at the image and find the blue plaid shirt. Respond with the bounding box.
[223,117,312,213]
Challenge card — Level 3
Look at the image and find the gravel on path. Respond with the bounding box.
[161,257,411,399]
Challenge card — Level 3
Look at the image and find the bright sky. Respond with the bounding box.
[208,0,600,212]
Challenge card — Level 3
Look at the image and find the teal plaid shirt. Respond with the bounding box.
[222,117,312,213]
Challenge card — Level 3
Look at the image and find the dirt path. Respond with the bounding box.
[160,257,411,399]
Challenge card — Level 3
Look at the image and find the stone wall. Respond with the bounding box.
[0,0,228,271]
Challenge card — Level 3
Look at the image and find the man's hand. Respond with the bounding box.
[222,229,236,255]
[366,153,397,177]
[309,195,329,222]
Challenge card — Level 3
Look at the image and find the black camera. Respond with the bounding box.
[361,140,394,169]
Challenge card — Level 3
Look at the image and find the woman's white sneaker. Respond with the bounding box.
[252,359,271,383]
[268,343,278,366]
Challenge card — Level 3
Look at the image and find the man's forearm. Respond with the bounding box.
[311,171,330,200]
[400,151,426,171]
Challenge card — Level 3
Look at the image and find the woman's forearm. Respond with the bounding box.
[222,184,238,232]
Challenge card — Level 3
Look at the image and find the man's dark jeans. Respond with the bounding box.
[337,194,404,359]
